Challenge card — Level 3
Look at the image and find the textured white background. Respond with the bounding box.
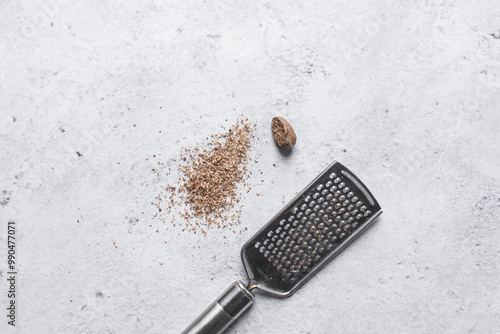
[1,0,499,333]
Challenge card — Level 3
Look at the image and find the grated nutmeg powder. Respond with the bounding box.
[151,118,257,236]
[180,119,253,219]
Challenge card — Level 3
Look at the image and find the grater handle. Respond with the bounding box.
[182,281,255,334]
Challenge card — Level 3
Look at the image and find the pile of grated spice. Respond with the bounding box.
[152,118,258,236]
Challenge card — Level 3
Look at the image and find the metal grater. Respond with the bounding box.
[183,161,382,334]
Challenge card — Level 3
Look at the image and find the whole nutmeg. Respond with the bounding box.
[271,117,297,149]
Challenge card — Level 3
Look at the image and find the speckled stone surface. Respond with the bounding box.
[1,1,499,333]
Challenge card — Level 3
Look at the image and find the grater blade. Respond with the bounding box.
[241,161,382,297]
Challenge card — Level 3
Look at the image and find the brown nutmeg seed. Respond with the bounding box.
[271,117,297,149]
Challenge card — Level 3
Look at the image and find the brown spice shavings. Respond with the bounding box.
[179,120,252,220]
[150,118,257,236]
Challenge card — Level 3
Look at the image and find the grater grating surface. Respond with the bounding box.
[241,161,382,296]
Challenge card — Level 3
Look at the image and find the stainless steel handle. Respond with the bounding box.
[182,281,255,334]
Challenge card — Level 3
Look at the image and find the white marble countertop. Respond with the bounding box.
[1,1,499,333]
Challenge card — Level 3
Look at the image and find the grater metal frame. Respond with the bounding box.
[240,161,382,297]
